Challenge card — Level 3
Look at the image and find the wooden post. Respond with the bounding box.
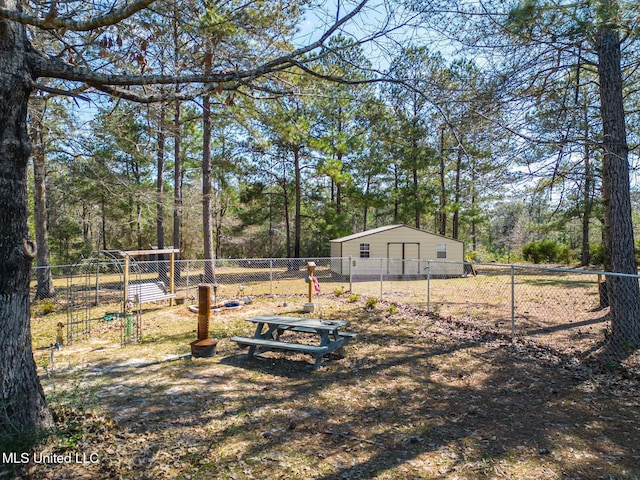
[304,262,317,313]
[197,284,211,341]
[191,283,217,358]
[119,248,180,308]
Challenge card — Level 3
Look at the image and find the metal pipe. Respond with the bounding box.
[427,261,431,313]
[380,258,383,300]
[511,265,516,337]
[269,258,273,296]
[186,260,190,301]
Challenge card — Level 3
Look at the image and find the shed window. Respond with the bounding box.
[359,243,370,258]
[436,243,447,259]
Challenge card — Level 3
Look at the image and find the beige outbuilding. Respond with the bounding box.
[330,224,464,277]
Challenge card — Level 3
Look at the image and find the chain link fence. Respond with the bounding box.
[31,257,640,364]
[347,259,638,364]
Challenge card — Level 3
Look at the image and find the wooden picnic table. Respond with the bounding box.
[231,315,356,368]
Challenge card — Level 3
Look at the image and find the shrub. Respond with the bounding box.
[333,287,345,297]
[590,243,605,266]
[522,239,573,264]
[347,293,360,303]
[365,297,378,309]
[35,299,56,316]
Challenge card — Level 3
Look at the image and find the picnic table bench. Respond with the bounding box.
[127,281,176,305]
[231,315,357,368]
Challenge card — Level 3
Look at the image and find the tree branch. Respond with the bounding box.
[88,82,237,103]
[0,0,157,31]
[26,0,371,103]
[31,82,91,101]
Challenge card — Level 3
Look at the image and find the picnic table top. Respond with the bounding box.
[246,315,349,330]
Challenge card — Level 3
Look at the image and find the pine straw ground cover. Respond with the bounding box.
[9,294,640,479]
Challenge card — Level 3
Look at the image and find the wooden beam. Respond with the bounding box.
[118,248,180,257]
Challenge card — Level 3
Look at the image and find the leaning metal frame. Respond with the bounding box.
[65,249,178,347]
[119,248,179,346]
[121,253,144,347]
[65,251,124,346]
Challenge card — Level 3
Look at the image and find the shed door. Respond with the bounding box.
[387,242,420,275]
[404,243,420,273]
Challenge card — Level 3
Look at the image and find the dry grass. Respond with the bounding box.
[11,290,640,479]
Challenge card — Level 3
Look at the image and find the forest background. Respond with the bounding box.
[29,0,638,274]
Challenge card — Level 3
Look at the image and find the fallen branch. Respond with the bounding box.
[322,430,378,445]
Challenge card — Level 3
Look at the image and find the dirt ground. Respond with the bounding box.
[8,294,640,479]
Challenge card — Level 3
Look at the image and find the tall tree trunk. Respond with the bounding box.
[156,104,166,250]
[128,193,135,246]
[0,8,53,439]
[214,204,225,260]
[283,181,291,259]
[363,175,371,230]
[101,195,107,251]
[173,100,182,268]
[330,178,335,205]
[213,150,228,260]
[471,165,478,252]
[30,97,54,299]
[281,153,292,259]
[156,103,168,282]
[596,25,640,352]
[202,50,214,281]
[393,164,399,223]
[413,168,420,229]
[411,117,421,229]
[293,146,302,259]
[336,152,342,216]
[172,5,182,275]
[136,201,143,250]
[439,126,446,236]
[581,137,592,267]
[439,158,446,236]
[452,149,462,240]
[580,88,593,267]
[82,202,90,245]
[268,196,274,256]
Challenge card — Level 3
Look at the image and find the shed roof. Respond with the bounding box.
[330,224,463,244]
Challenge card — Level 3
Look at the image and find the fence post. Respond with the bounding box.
[380,258,384,300]
[427,260,431,313]
[95,263,100,307]
[511,264,516,337]
[349,256,353,293]
[269,259,273,296]
[186,260,190,300]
